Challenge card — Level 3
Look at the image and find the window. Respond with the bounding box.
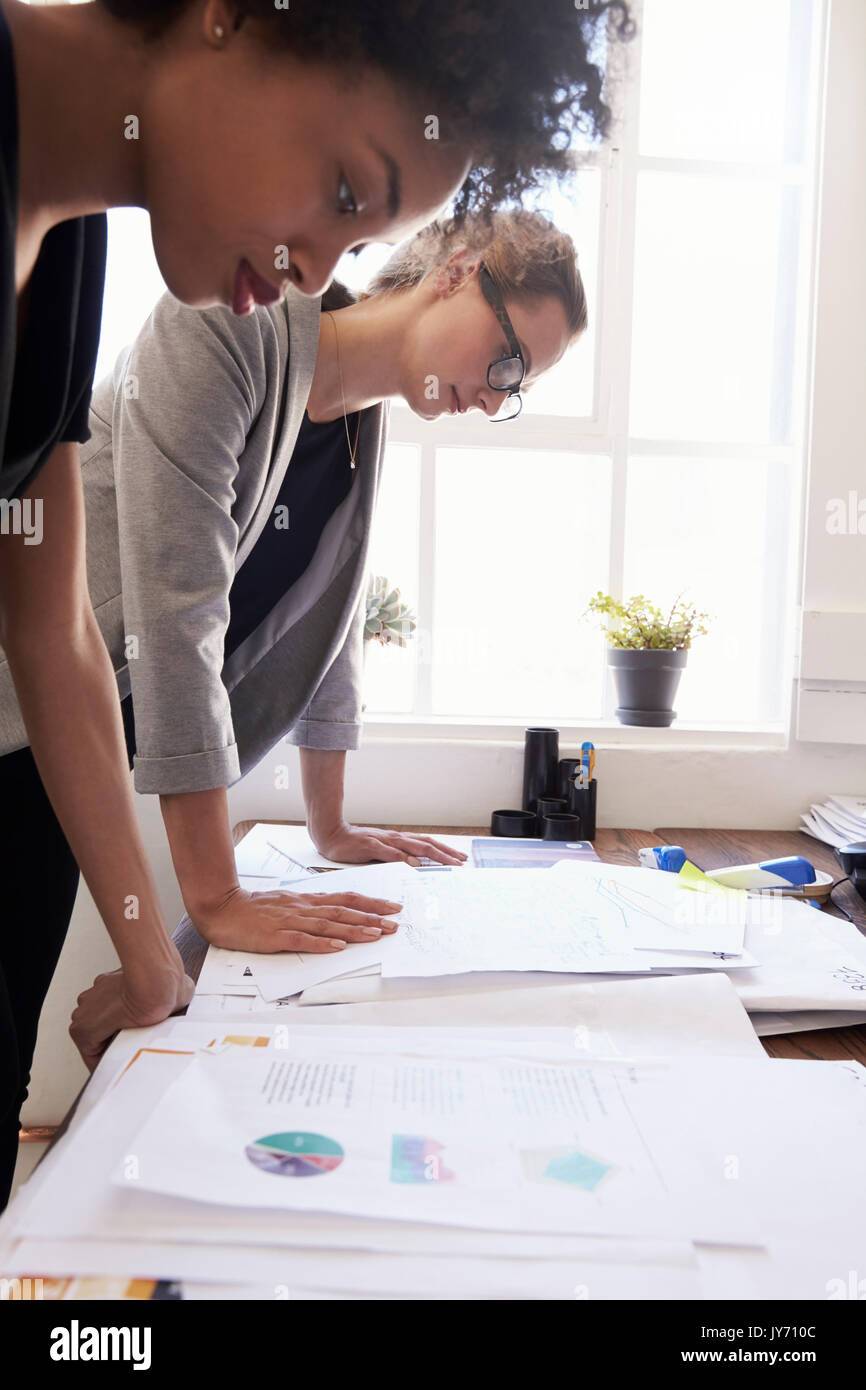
[359,0,825,733]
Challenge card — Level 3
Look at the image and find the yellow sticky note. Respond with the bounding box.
[677,860,747,899]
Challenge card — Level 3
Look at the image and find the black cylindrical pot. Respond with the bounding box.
[541,813,583,840]
[522,727,559,813]
[568,779,597,840]
[491,809,538,837]
[537,796,568,821]
[608,648,687,727]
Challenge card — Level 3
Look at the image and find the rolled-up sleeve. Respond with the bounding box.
[113,294,261,794]
[285,587,367,751]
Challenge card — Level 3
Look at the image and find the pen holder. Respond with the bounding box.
[557,759,582,801]
[567,779,597,840]
[536,796,568,823]
[522,727,560,814]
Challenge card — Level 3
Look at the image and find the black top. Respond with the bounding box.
[120,407,359,763]
[0,4,107,503]
[224,407,359,656]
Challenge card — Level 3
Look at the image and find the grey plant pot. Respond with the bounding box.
[608,647,688,727]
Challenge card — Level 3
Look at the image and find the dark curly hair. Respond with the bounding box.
[97,0,636,218]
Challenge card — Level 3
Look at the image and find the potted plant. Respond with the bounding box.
[365,575,417,647]
[585,591,710,727]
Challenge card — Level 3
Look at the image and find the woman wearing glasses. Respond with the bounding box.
[0,210,586,986]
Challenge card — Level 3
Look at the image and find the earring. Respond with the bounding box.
[213,23,225,39]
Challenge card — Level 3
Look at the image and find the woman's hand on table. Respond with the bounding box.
[312,823,469,868]
[70,949,195,1073]
[192,885,404,954]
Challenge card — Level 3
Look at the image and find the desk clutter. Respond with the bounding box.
[3,820,866,1302]
[491,727,597,840]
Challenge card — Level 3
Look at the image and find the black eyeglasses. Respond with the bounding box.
[478,262,525,422]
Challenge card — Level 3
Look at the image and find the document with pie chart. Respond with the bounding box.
[114,1037,760,1245]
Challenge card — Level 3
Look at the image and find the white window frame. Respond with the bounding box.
[367,0,829,750]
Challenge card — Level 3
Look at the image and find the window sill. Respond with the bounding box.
[362,712,788,749]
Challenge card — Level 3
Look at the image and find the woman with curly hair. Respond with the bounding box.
[0,0,633,1209]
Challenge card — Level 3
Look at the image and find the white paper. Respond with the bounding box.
[187,992,301,1018]
[114,1044,759,1244]
[801,809,854,848]
[249,864,416,1001]
[9,1028,739,1260]
[10,1034,864,1300]
[548,861,748,956]
[383,868,751,980]
[723,894,866,1011]
[750,1009,866,1036]
[195,863,416,1003]
[291,975,764,1058]
[234,822,476,875]
[310,888,866,1016]
[2,1234,703,1300]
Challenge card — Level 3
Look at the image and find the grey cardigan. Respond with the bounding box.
[0,288,385,792]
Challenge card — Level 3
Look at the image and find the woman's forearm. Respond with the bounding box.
[0,444,176,975]
[299,746,348,842]
[5,608,177,971]
[159,784,239,918]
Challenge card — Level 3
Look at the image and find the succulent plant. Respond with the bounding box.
[365,575,417,648]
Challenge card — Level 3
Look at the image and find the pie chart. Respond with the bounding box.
[245,1131,345,1178]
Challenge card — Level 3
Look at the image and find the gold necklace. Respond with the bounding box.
[325,311,360,470]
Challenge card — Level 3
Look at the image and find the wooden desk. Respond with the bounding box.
[169,820,866,1064]
[655,827,866,1064]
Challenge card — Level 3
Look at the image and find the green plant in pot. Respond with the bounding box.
[585,591,710,727]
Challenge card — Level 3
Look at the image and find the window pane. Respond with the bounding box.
[639,0,796,163]
[623,457,793,724]
[520,173,600,418]
[630,173,786,444]
[95,209,167,384]
[363,444,421,714]
[433,448,611,717]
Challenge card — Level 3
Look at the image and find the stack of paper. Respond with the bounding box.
[801,793,866,848]
[190,861,420,1017]
[192,839,866,1037]
[294,863,866,1035]
[190,858,763,1019]
[2,999,864,1300]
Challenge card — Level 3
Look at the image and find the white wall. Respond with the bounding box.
[795,0,866,747]
[22,0,866,1128]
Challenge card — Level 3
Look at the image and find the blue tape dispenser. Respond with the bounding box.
[637,845,687,873]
